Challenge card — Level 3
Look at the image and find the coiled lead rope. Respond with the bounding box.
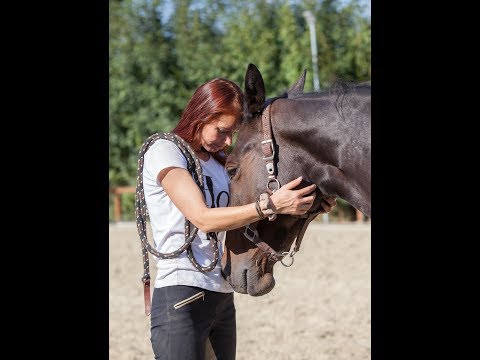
[135,132,219,315]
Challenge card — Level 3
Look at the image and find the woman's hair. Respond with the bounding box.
[173,78,244,165]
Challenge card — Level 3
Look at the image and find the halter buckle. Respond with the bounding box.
[261,139,275,161]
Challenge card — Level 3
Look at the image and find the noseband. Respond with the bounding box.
[239,96,323,267]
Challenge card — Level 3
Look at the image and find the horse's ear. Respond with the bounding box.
[288,69,307,94]
[244,63,266,116]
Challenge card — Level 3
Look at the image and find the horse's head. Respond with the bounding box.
[221,64,371,296]
[221,64,325,296]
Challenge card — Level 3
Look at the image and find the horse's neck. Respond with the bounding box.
[275,95,371,216]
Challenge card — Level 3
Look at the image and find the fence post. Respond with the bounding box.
[356,209,364,223]
[110,186,136,222]
[113,191,121,222]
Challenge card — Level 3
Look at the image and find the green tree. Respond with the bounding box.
[314,0,370,84]
[110,0,177,185]
[277,1,312,92]
[220,0,281,96]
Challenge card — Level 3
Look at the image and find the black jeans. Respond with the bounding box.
[150,285,236,360]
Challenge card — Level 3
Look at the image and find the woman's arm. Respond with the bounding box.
[159,167,316,233]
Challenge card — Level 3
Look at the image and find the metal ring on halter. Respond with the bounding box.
[267,178,280,193]
[280,252,295,267]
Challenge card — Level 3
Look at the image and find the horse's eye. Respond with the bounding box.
[226,167,237,180]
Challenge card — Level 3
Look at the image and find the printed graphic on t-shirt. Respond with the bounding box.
[203,175,230,208]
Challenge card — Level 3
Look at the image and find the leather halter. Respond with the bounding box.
[240,98,323,266]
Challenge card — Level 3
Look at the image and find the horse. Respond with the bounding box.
[221,63,371,296]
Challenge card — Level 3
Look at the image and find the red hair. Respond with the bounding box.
[173,78,244,165]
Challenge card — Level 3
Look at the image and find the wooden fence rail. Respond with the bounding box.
[109,186,366,223]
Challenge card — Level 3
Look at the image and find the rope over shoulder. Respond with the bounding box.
[135,132,219,315]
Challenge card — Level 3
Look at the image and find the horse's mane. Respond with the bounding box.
[283,79,370,121]
[287,79,370,99]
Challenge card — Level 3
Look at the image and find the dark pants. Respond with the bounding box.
[150,285,236,360]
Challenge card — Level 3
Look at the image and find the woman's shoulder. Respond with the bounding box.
[146,138,187,158]
[144,138,187,168]
[148,138,182,152]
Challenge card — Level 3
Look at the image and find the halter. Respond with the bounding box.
[239,96,324,267]
[135,132,219,316]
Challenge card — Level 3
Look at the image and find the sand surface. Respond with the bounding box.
[109,222,371,359]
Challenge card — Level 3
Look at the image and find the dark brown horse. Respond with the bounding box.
[221,64,370,296]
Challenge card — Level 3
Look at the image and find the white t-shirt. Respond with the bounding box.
[143,139,233,293]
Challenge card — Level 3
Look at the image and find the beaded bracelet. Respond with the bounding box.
[259,193,277,221]
[254,200,266,219]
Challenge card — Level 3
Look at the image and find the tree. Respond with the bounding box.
[110,0,177,185]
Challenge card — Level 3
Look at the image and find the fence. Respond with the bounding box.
[109,186,367,223]
[109,186,136,222]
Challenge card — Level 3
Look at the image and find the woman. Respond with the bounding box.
[142,78,336,359]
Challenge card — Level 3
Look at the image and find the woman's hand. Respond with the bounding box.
[269,177,317,216]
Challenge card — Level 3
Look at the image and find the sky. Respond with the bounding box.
[159,0,371,24]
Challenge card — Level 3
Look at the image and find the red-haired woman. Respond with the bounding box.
[142,78,336,359]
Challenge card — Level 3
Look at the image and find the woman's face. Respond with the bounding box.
[199,114,239,153]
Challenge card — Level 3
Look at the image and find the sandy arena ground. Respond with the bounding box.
[109,222,371,360]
